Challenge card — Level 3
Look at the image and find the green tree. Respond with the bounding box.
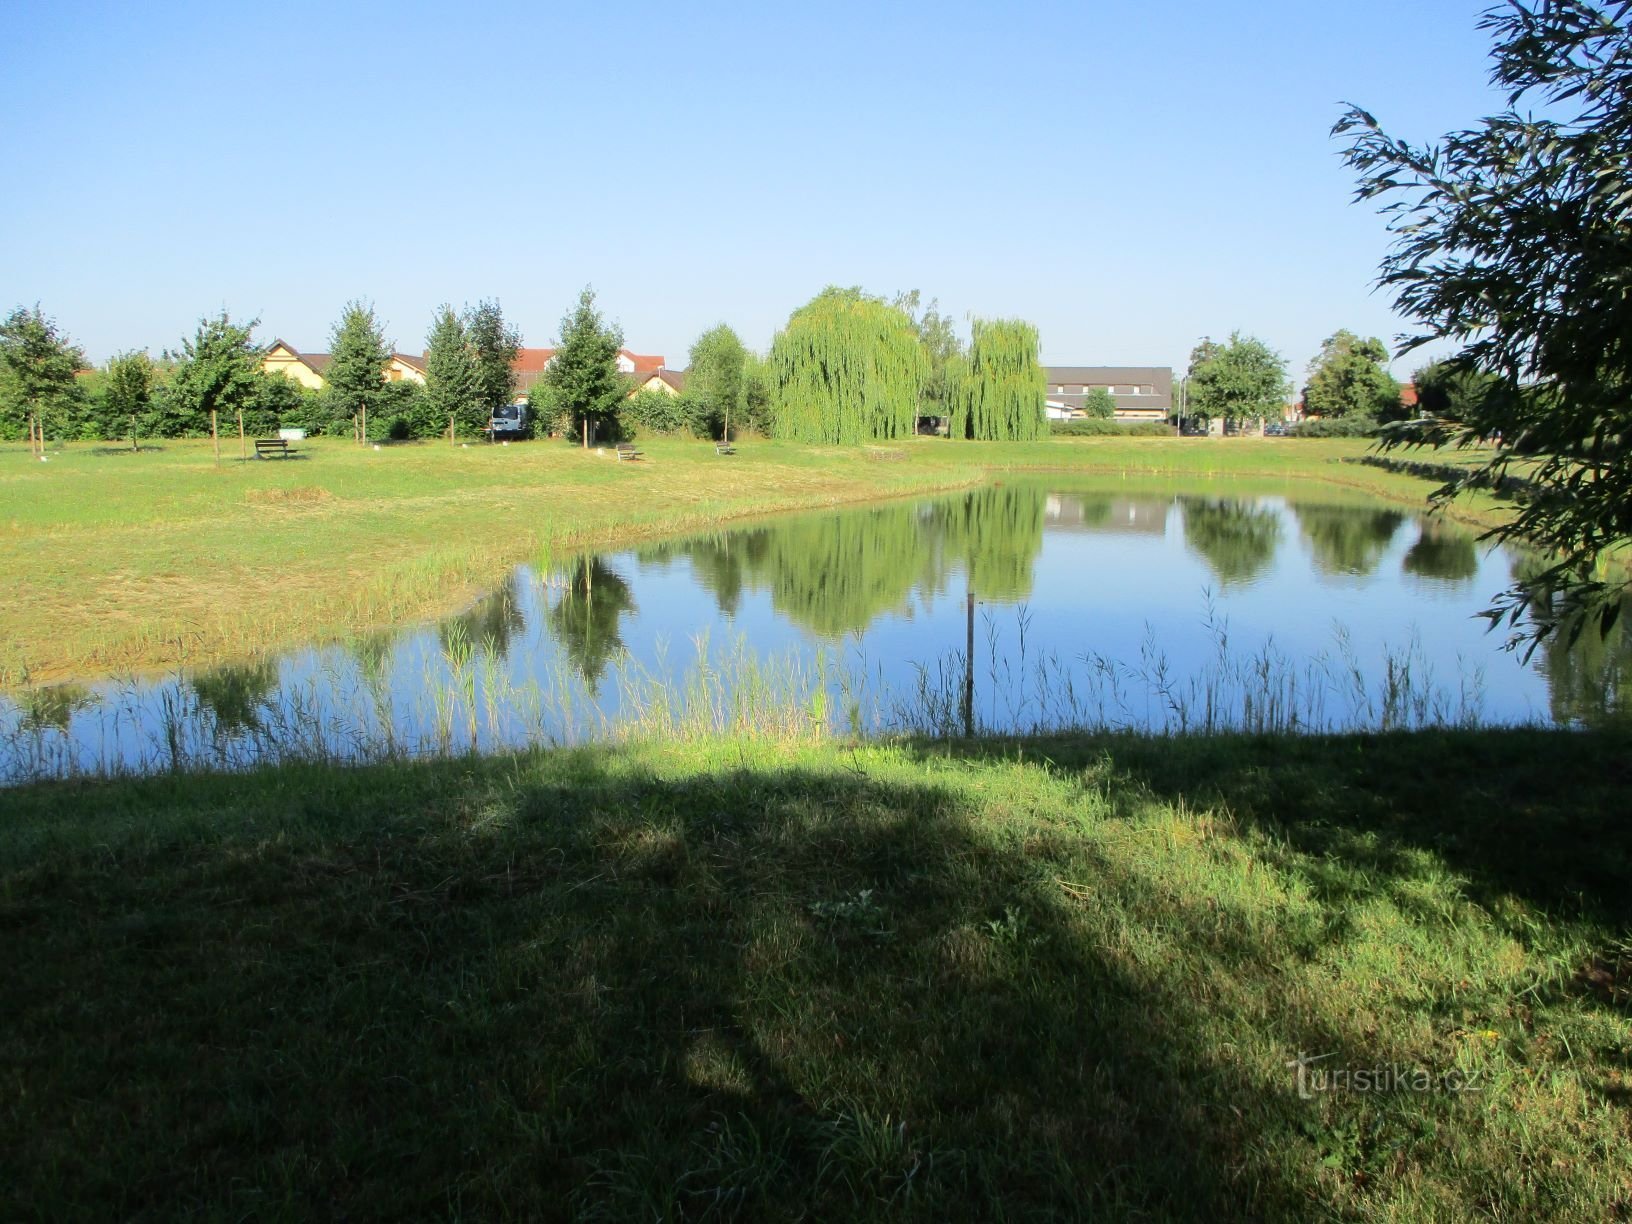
[160,312,264,439]
[1187,332,1289,427]
[894,290,965,421]
[1303,330,1401,420]
[1411,359,1507,432]
[687,324,748,439]
[423,305,481,439]
[0,305,85,444]
[103,351,156,446]
[327,301,392,443]
[539,287,626,443]
[770,287,926,444]
[1337,0,1632,646]
[946,318,1047,441]
[742,351,775,434]
[1083,387,1117,419]
[464,299,522,422]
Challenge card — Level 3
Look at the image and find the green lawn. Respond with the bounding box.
[3,729,1628,1219]
[0,434,1499,685]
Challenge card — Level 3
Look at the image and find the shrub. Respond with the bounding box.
[619,389,701,439]
[1290,416,1378,438]
[1050,418,1172,437]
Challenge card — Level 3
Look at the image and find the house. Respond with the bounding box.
[511,347,681,399]
[1043,366,1173,421]
[510,348,670,397]
[632,368,686,397]
[262,340,426,389]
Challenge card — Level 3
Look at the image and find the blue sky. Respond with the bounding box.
[1,0,1503,379]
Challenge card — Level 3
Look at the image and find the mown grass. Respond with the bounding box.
[0,434,1505,685]
[3,728,1629,1219]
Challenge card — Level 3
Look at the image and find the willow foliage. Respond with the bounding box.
[769,288,926,444]
[946,318,1046,441]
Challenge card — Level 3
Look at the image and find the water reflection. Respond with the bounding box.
[442,573,527,658]
[6,482,1631,780]
[1536,601,1632,726]
[16,683,93,734]
[651,484,1046,638]
[1295,505,1406,577]
[1180,498,1282,589]
[1403,523,1480,585]
[547,557,636,692]
[189,660,280,734]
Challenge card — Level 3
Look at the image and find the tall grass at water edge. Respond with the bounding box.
[0,599,1506,785]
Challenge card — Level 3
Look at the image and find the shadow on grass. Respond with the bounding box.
[912,728,1632,929]
[2,734,1627,1218]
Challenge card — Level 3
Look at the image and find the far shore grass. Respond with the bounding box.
[0,434,1507,686]
[3,727,1628,1219]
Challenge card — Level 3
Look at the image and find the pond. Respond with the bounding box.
[4,478,1628,780]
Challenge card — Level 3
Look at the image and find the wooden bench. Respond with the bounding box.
[715,442,736,455]
[614,442,643,462]
[254,438,295,459]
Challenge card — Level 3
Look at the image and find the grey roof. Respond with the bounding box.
[1044,366,1173,390]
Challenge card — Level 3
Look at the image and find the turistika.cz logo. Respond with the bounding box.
[1286,1051,1484,1100]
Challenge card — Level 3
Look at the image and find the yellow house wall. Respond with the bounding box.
[262,350,325,390]
[385,358,426,384]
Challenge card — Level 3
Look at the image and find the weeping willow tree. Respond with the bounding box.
[947,318,1046,441]
[769,288,926,444]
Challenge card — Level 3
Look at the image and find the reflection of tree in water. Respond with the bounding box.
[928,483,1046,604]
[1180,498,1282,588]
[1294,504,1405,577]
[1508,551,1632,726]
[1403,522,1479,584]
[189,660,281,734]
[1535,599,1632,726]
[670,485,1047,636]
[440,574,526,660]
[547,558,636,692]
[16,683,93,733]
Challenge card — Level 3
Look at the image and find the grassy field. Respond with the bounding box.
[3,728,1629,1219]
[0,434,1502,685]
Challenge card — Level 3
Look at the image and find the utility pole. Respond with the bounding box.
[962,586,975,738]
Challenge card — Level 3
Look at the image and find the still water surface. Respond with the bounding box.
[4,480,1627,780]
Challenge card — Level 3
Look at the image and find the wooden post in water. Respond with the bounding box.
[963,586,975,738]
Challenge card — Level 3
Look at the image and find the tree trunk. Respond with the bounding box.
[130,413,138,453]
[211,409,220,463]
[583,417,589,450]
[360,402,367,446]
[237,408,245,460]
[450,413,455,447]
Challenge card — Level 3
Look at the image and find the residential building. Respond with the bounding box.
[263,340,426,389]
[510,348,669,397]
[1043,366,1173,421]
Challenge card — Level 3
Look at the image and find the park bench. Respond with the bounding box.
[254,438,295,459]
[715,441,736,455]
[614,442,643,462]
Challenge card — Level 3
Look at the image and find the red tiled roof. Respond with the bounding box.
[1400,382,1418,407]
[511,347,556,373]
